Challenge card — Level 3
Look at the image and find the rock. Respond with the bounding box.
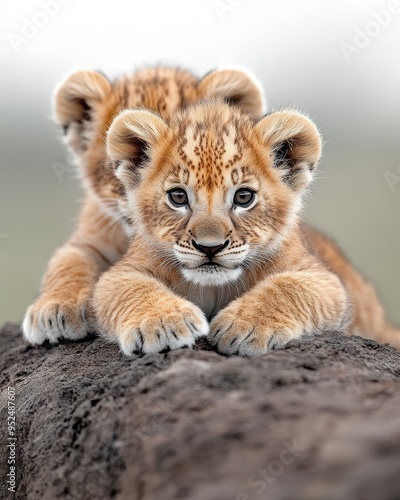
[1,322,400,500]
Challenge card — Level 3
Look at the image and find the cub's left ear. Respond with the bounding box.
[198,68,265,118]
[107,109,167,186]
[54,70,112,155]
[255,111,322,192]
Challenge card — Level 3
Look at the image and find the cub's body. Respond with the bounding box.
[93,101,400,356]
[302,225,398,344]
[23,66,264,344]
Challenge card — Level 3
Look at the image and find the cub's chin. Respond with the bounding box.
[181,264,242,286]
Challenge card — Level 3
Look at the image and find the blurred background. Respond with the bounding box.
[0,0,399,326]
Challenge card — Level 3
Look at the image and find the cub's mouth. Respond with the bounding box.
[181,261,243,286]
[182,261,238,272]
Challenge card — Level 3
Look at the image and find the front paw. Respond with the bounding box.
[23,293,93,345]
[118,303,209,357]
[209,300,302,356]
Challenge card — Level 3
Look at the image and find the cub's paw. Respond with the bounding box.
[209,301,303,356]
[117,304,209,357]
[23,294,93,345]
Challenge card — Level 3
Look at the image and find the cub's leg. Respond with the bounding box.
[23,199,126,344]
[93,259,209,357]
[209,266,351,356]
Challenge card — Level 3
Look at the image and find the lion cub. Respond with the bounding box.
[22,66,264,345]
[93,100,400,356]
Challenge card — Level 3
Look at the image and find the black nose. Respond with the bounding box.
[192,239,229,259]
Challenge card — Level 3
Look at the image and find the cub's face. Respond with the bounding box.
[108,102,321,286]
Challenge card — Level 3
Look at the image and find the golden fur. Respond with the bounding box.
[92,101,400,356]
[23,66,265,344]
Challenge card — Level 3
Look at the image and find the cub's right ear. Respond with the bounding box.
[255,110,321,193]
[54,70,112,155]
[197,68,265,118]
[107,109,168,187]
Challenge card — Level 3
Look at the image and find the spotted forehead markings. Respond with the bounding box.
[165,164,190,185]
[179,123,242,170]
[231,165,254,185]
[231,168,239,185]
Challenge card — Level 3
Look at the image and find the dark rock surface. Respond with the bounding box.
[1,322,400,500]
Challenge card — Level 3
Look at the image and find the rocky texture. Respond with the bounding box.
[1,322,400,500]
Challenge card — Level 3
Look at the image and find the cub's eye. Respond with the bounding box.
[168,188,189,207]
[233,188,255,208]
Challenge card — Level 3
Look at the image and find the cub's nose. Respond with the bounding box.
[192,239,229,259]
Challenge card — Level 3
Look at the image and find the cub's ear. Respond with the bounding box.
[54,70,112,155]
[198,68,265,118]
[107,109,168,186]
[255,111,322,192]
